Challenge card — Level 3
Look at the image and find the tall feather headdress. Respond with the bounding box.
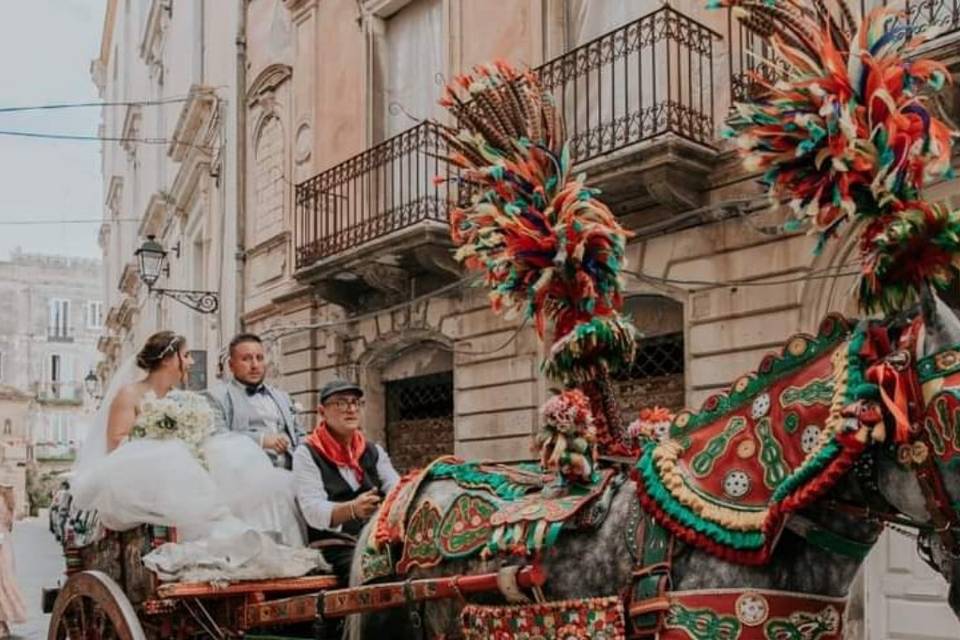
[436,61,636,386]
[716,0,960,312]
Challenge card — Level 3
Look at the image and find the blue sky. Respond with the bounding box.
[0,0,106,260]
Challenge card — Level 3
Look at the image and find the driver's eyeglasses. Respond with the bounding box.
[329,398,365,411]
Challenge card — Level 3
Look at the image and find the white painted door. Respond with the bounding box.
[864,530,960,639]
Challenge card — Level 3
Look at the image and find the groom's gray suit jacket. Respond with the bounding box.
[204,380,304,469]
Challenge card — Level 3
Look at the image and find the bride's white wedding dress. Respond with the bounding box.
[71,366,324,582]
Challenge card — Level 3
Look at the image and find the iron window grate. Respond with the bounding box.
[615,332,685,380]
[386,371,454,422]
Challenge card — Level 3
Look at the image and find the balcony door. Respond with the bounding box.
[375,0,444,143]
[864,530,960,638]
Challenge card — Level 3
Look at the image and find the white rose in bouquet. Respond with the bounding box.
[130,390,213,463]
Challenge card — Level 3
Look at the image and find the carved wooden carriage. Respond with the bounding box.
[45,524,339,639]
[43,520,546,639]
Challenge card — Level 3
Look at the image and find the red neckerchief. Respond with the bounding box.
[306,421,367,484]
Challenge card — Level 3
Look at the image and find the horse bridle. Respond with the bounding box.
[864,333,960,564]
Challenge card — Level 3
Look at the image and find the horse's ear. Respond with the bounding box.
[921,287,960,356]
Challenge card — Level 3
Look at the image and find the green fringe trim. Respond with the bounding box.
[637,321,880,548]
[636,445,766,550]
[770,440,843,503]
[542,315,637,385]
[428,461,533,500]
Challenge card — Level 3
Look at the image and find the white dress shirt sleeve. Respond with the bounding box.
[292,445,340,532]
[375,444,401,493]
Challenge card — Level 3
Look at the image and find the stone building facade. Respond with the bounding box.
[0,250,102,514]
[0,386,32,519]
[238,0,764,467]
[91,1,960,635]
[92,0,243,387]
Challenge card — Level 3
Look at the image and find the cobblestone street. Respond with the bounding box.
[10,515,61,639]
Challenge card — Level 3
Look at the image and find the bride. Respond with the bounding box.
[71,331,320,581]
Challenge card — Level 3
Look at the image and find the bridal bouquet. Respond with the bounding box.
[131,390,212,463]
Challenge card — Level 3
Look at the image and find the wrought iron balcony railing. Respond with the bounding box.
[295,121,454,270]
[295,5,718,271]
[729,0,960,102]
[34,382,84,404]
[537,5,719,161]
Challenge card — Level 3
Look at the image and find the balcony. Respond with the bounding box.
[46,329,74,344]
[34,382,84,406]
[34,443,77,462]
[294,5,720,307]
[728,0,960,103]
[294,120,460,310]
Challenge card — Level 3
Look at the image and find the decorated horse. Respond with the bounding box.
[342,3,960,638]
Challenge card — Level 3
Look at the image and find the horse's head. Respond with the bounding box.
[875,289,960,615]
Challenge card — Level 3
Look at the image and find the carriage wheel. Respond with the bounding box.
[47,570,147,640]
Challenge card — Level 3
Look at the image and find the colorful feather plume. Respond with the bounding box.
[438,62,636,384]
[858,201,960,313]
[715,0,959,310]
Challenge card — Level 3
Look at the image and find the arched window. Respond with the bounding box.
[3,419,11,436]
[254,115,286,243]
[614,295,686,418]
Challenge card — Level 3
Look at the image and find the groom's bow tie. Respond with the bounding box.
[245,384,267,396]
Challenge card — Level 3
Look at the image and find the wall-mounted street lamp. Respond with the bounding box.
[83,370,100,399]
[135,235,219,314]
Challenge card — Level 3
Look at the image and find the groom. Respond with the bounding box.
[205,333,303,469]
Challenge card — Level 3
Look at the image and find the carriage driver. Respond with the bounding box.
[292,379,400,581]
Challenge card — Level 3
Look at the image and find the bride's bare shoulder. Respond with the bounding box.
[112,382,149,408]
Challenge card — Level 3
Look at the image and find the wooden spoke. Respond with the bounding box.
[48,571,147,640]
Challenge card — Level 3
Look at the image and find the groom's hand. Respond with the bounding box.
[262,433,290,454]
[351,490,381,519]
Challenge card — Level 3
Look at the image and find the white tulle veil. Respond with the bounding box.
[71,355,142,491]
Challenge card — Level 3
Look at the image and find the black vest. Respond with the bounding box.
[306,443,383,540]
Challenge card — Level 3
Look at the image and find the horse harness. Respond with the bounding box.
[622,498,848,639]
[860,325,960,562]
[618,323,960,639]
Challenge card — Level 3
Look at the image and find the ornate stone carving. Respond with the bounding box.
[354,262,410,298]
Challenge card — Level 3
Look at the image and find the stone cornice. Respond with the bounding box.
[98,223,111,250]
[105,175,124,210]
[169,152,211,220]
[247,231,291,258]
[169,86,217,161]
[118,262,141,297]
[138,192,171,239]
[140,0,170,67]
[117,296,138,330]
[91,0,119,94]
[120,105,142,153]
[361,0,413,18]
[248,65,292,108]
[105,305,122,331]
[282,0,317,13]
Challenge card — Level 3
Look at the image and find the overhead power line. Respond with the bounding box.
[0,129,211,148]
[0,96,192,114]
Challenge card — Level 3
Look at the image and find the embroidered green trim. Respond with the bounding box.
[918,346,960,384]
[670,316,850,436]
[428,461,538,500]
